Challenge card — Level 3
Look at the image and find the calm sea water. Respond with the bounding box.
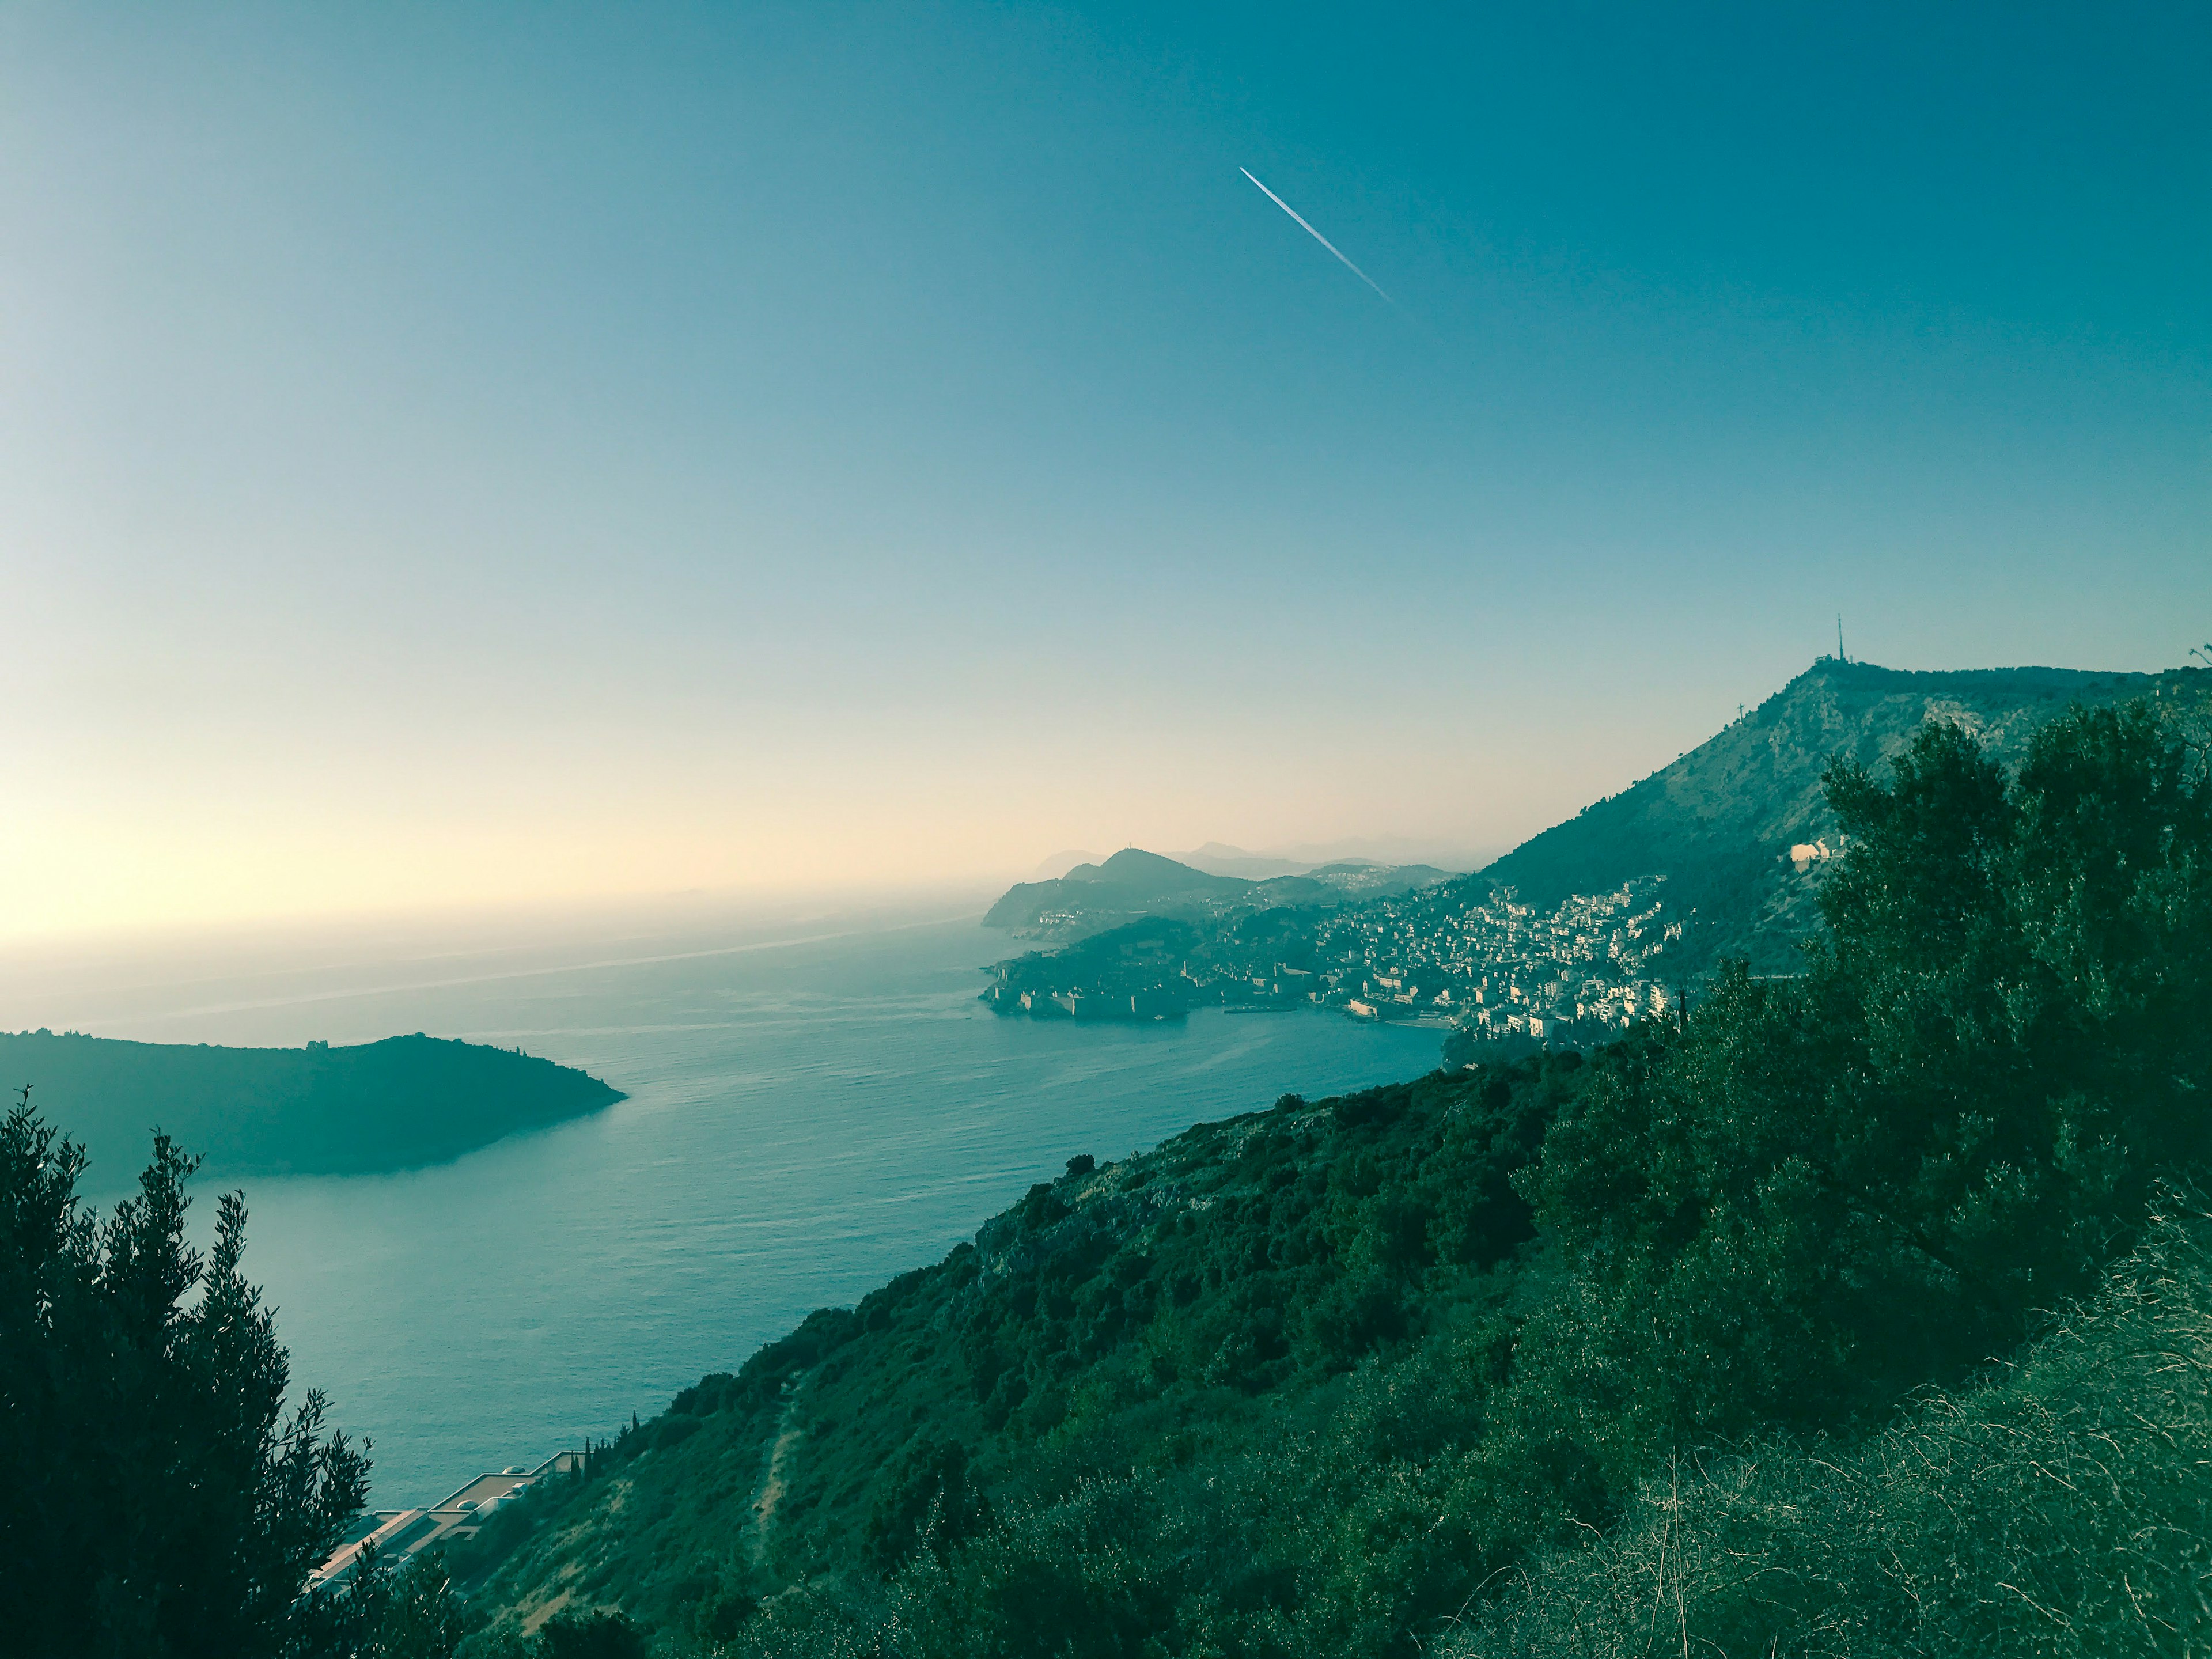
[17,903,1441,1505]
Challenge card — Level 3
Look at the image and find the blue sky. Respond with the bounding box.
[3,2,2206,936]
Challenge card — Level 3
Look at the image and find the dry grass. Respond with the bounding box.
[1444,1201,2212,1658]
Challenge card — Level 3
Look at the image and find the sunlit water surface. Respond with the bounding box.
[26,906,1441,1503]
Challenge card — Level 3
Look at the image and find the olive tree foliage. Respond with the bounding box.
[1445,1202,2212,1658]
[0,1097,375,1657]
[332,1547,471,1658]
[1525,702,2212,1445]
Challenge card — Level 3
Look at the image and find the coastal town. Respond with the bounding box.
[980,866,1688,1051]
[1323,876,1684,1043]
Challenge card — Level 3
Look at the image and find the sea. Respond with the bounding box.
[9,895,1444,1506]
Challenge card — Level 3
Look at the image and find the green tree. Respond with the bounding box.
[866,1437,994,1573]
[331,1547,469,1658]
[535,1609,649,1658]
[0,1096,369,1657]
[1528,707,2212,1441]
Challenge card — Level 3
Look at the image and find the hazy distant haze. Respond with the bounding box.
[3,3,2205,942]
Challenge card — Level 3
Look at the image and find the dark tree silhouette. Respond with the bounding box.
[0,1094,370,1657]
[535,1608,649,1658]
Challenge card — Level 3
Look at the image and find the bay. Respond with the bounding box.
[13,902,1443,1505]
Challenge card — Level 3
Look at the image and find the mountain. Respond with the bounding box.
[1,1030,624,1179]
[1028,849,1106,880]
[1166,842,1486,880]
[1275,835,1487,870]
[985,847,1463,944]
[979,662,2196,1038]
[1167,843,1315,879]
[1463,658,2188,973]
[983,848,1255,937]
[999,662,2180,974]
[444,671,2212,1654]
[1303,859,1460,896]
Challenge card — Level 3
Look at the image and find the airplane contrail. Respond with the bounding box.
[1239,167,1392,304]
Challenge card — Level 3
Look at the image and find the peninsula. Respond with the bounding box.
[978,660,2204,1048]
[1,1030,625,1180]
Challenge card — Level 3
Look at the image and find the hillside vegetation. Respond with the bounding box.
[1473,658,2184,972]
[1449,1199,2212,1658]
[0,1098,462,1658]
[979,665,2202,1048]
[1,1032,624,1179]
[449,690,2212,1657]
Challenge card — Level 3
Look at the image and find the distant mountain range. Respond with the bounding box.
[984,847,1459,942]
[1028,840,1490,883]
[1167,843,1314,880]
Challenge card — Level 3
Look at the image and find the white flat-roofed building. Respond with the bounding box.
[308,1450,582,1591]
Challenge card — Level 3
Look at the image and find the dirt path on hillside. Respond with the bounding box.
[749,1378,808,1567]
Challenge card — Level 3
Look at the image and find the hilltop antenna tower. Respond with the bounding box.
[1838,615,1846,663]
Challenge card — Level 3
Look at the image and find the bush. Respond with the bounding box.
[536,1608,649,1658]
[1445,1202,2212,1657]
[0,1099,369,1657]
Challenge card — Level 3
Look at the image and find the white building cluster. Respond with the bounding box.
[1322,876,1684,1043]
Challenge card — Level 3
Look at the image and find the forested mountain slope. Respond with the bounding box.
[455,1059,1574,1650]
[448,690,2212,1657]
[986,664,2199,991]
[1469,658,2193,972]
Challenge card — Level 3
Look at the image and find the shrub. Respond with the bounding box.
[1445,1203,2212,1657]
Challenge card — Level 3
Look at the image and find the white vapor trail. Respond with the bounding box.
[1239,167,1392,304]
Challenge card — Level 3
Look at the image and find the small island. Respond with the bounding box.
[0,1029,625,1181]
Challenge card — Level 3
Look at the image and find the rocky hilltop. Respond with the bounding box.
[978,662,2202,1022]
[1469,658,2186,972]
